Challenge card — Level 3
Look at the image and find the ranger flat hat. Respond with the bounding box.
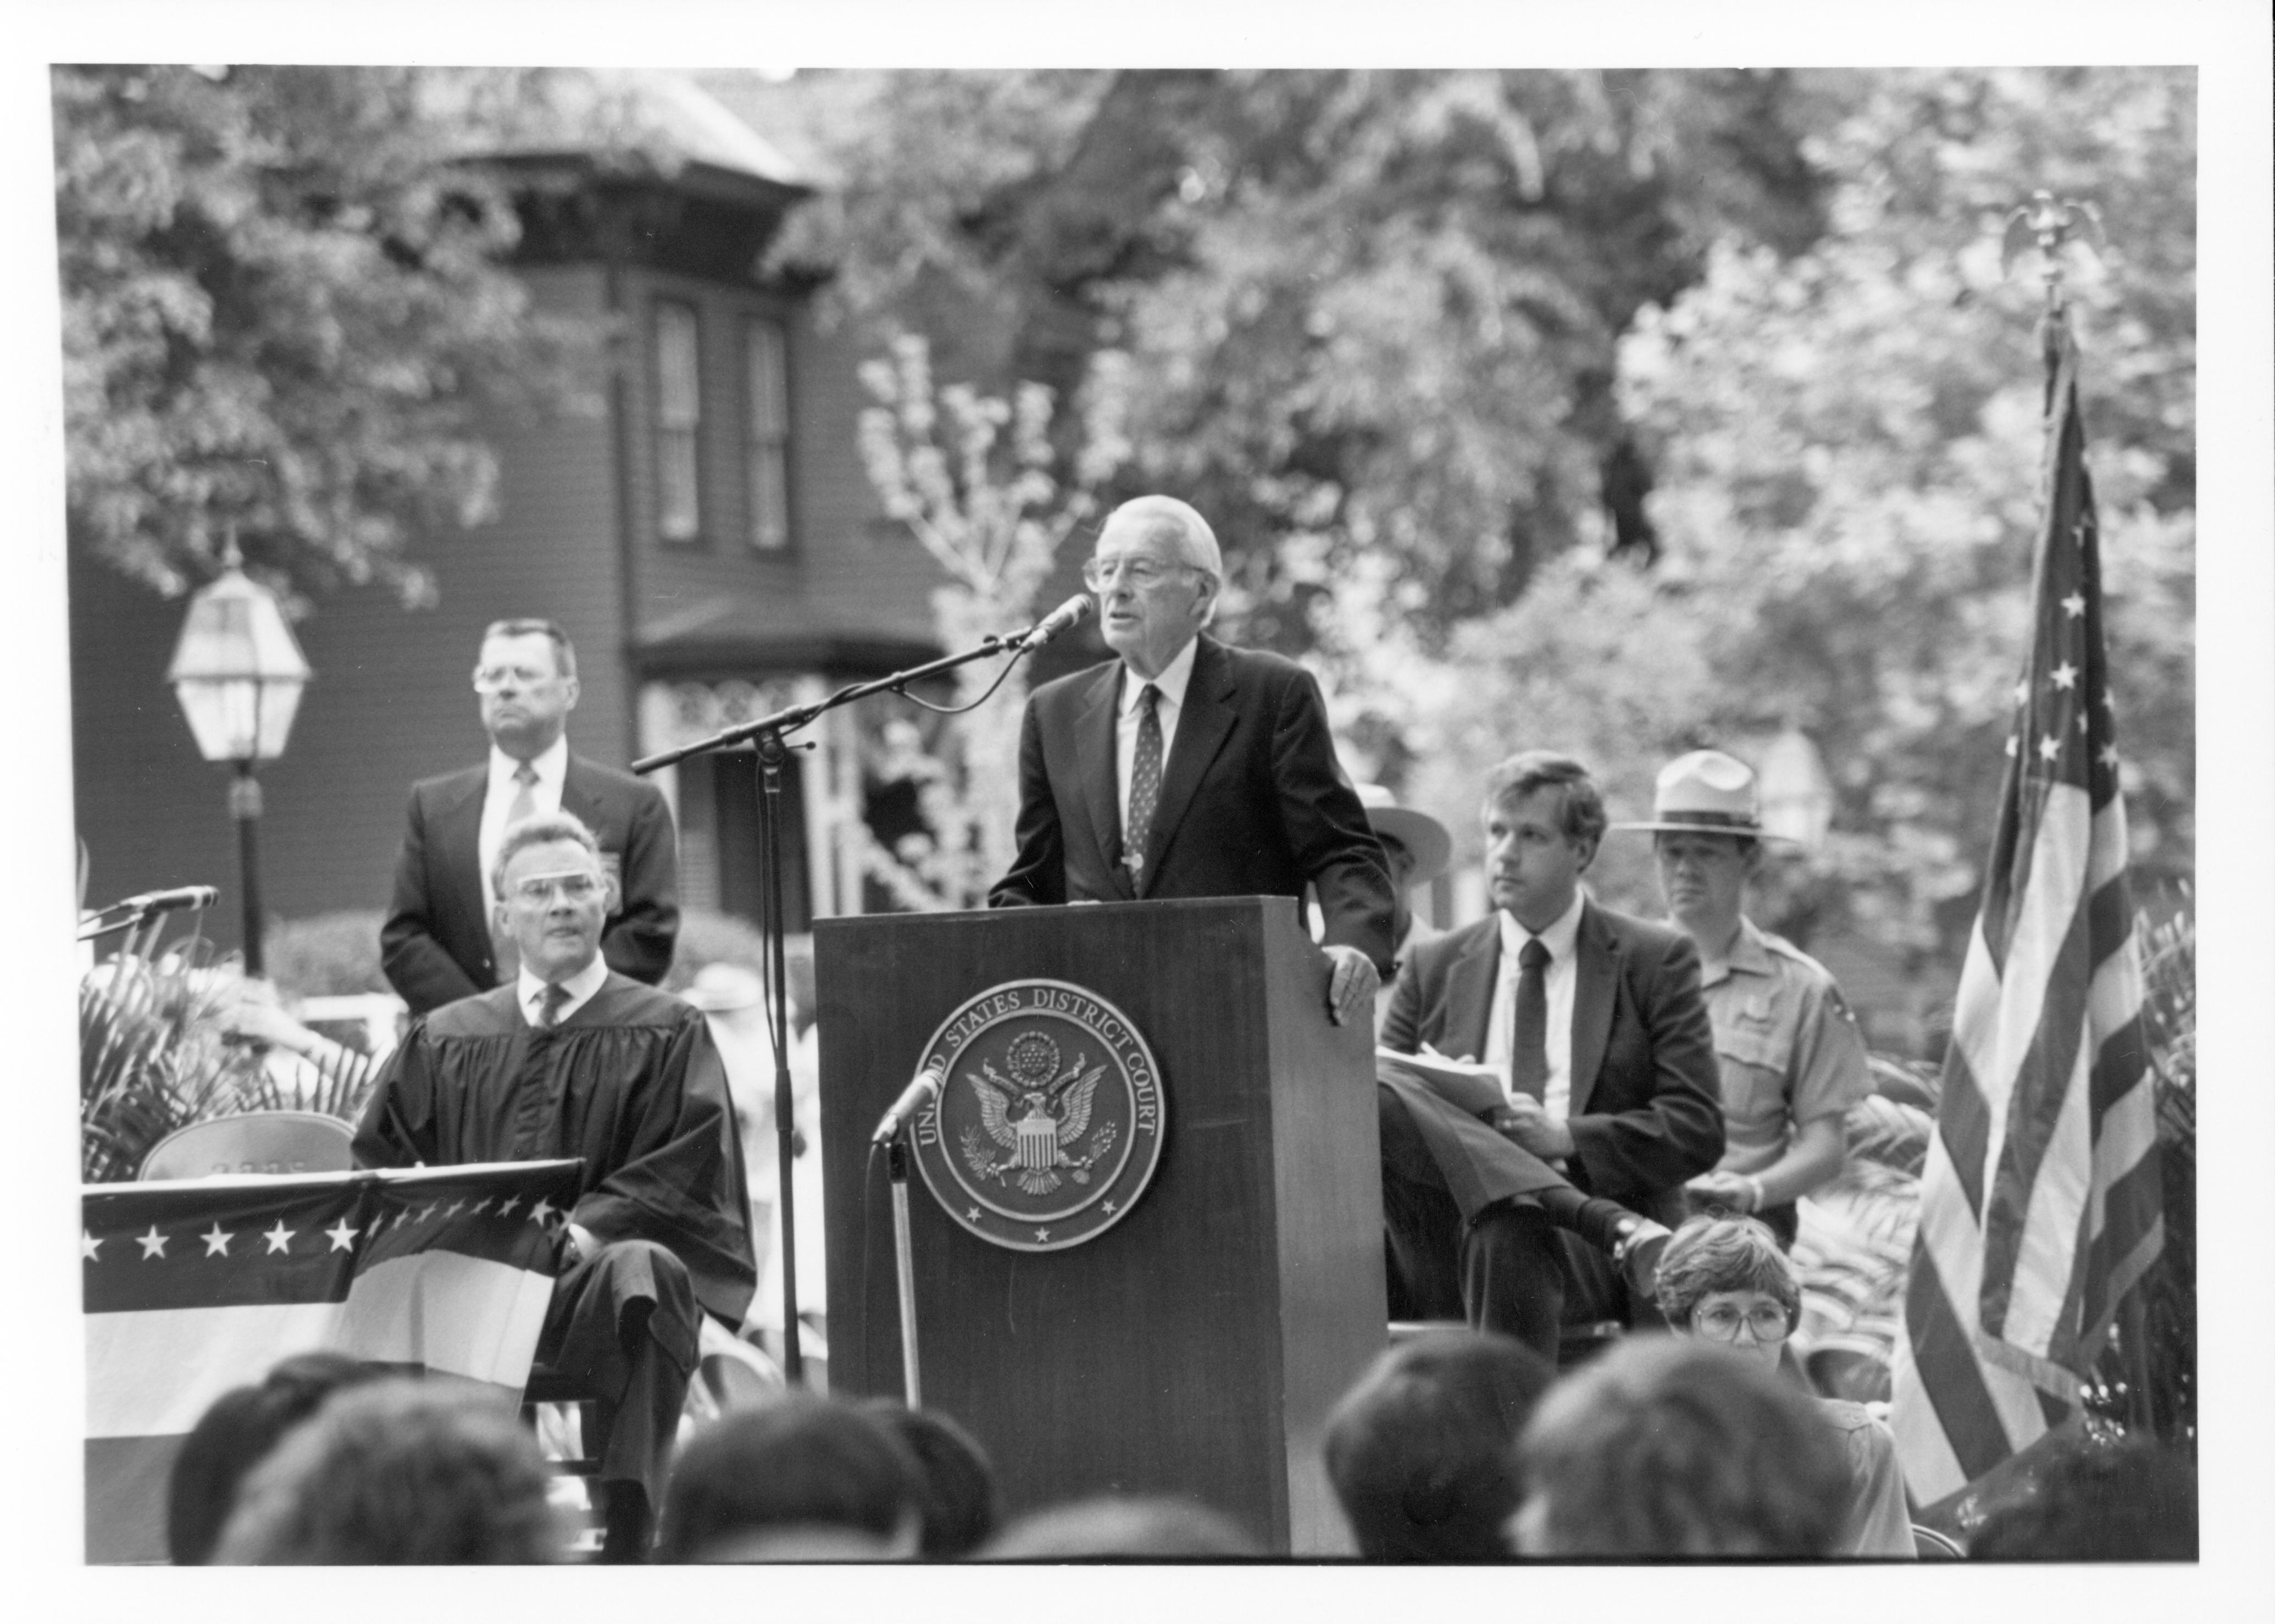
[1356,783,1453,885]
[1612,749,1797,840]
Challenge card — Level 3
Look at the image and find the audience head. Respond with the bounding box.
[1480,750,1605,931]
[1324,1329,1554,1560]
[1512,1333,1848,1558]
[214,1377,562,1564]
[982,1494,1263,1560]
[168,1352,381,1564]
[474,618,580,761]
[859,1400,1000,1558]
[1653,1215,1802,1374]
[657,1395,925,1562]
[1968,1433,2198,1560]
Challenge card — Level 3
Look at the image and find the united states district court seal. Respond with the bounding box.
[910,979,1167,1253]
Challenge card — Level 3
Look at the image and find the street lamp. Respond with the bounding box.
[166,540,311,977]
[1758,725,1835,849]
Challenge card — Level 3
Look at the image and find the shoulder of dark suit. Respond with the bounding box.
[1583,900,1696,963]
[565,753,662,802]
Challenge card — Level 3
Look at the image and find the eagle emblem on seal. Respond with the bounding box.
[957,1030,1121,1196]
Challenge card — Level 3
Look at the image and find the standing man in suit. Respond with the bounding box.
[1377,750,1723,1362]
[988,495,1395,1025]
[382,618,679,1015]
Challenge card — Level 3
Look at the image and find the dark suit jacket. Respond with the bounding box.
[987,633,1396,971]
[380,753,679,1015]
[1380,900,1723,1223]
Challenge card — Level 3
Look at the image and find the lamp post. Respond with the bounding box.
[166,540,311,977]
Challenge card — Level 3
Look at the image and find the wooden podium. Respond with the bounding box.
[816,896,1385,1555]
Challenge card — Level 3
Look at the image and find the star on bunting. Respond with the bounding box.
[529,1199,557,1228]
[2099,744,2121,771]
[2050,662,2078,690]
[2038,734,2062,763]
[263,1222,296,1254]
[137,1227,168,1260]
[1103,1200,1118,1216]
[966,1207,981,1222]
[325,1218,360,1252]
[2061,592,2087,618]
[81,1231,101,1261]
[1034,1228,1051,1243]
[496,1196,521,1218]
[201,1223,234,1257]
[443,1199,465,1219]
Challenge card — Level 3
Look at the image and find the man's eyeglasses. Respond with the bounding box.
[1079,556,1204,591]
[1690,1302,1795,1344]
[506,872,603,905]
[473,665,559,692]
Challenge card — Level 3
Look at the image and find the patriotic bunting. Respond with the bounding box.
[81,1157,581,1564]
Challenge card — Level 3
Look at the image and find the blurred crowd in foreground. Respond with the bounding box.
[170,1213,2195,1566]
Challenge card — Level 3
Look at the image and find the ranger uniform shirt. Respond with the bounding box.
[1699,917,1871,1177]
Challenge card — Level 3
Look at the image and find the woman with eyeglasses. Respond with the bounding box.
[1652,1216,1915,1558]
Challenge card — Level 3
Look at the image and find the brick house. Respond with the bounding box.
[68,73,952,954]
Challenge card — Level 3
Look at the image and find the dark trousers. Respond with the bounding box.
[535,1238,700,1520]
[1378,1082,1637,1365]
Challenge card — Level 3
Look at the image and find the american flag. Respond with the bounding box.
[1887,322,2165,1504]
[81,1157,580,1563]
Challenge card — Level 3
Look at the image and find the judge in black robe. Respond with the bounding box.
[354,813,755,1558]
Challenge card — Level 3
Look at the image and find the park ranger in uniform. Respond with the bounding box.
[1616,750,1873,1249]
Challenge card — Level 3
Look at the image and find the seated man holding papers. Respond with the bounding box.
[1375,751,1724,1363]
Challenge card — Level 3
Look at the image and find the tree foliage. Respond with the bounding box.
[850,336,1130,910]
[740,68,1834,650]
[54,65,603,608]
[1413,68,2193,988]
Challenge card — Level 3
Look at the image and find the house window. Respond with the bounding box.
[653,300,702,542]
[745,317,790,551]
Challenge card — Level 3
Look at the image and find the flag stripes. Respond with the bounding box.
[1888,325,2164,1505]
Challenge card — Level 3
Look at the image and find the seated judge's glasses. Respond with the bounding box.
[1689,1301,1796,1345]
[1080,556,1206,591]
[506,871,603,905]
[472,663,561,692]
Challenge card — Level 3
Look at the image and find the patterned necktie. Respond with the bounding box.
[1123,683,1163,879]
[536,982,570,1029]
[1510,936,1550,1102]
[506,761,539,827]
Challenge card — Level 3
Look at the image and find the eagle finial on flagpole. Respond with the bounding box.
[2001,190,2108,379]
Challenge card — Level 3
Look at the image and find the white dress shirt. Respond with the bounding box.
[1114,635,1200,835]
[1483,889,1587,1121]
[517,949,609,1028]
[478,734,569,901]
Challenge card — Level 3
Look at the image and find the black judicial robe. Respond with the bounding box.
[352,973,757,1334]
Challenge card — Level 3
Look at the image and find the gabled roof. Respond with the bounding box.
[442,68,812,197]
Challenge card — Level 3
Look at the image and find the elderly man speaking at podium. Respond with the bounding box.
[989,495,1395,1024]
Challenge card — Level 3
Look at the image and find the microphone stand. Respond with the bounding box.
[632,620,1062,1385]
[887,1134,923,1406]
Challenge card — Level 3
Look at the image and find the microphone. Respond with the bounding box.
[871,1060,947,1147]
[120,886,221,915]
[1015,594,1092,651]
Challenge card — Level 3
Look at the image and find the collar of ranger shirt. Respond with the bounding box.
[517,950,609,1028]
[1699,914,1779,988]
